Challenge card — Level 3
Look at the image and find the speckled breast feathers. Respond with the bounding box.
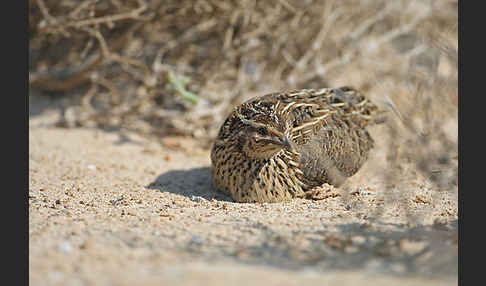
[211,87,382,203]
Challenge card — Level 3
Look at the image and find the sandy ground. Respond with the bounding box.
[29,108,458,286]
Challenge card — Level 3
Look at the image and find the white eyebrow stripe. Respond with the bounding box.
[236,112,285,137]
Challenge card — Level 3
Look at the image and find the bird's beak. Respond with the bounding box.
[281,134,295,151]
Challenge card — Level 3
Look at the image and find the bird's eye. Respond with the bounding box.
[257,127,267,136]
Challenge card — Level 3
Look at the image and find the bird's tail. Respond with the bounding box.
[329,86,388,127]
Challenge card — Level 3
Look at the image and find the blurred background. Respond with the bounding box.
[29,0,457,210]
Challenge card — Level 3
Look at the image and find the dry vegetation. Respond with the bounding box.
[29,0,457,221]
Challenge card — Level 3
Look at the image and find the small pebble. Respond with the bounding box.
[190,236,205,245]
[58,242,72,254]
[358,187,375,195]
[191,195,207,203]
[48,271,63,283]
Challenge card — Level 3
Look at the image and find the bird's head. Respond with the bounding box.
[235,111,296,159]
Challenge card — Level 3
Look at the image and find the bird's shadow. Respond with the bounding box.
[146,167,233,202]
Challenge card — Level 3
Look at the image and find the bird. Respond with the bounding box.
[210,87,385,203]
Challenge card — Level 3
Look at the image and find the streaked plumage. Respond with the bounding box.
[211,87,384,203]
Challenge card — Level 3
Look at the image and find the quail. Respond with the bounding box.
[210,87,385,203]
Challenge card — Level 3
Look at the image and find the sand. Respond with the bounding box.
[29,110,458,286]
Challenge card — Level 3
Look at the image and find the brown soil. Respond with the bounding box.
[29,110,457,286]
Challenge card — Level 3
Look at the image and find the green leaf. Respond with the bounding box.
[167,71,199,104]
